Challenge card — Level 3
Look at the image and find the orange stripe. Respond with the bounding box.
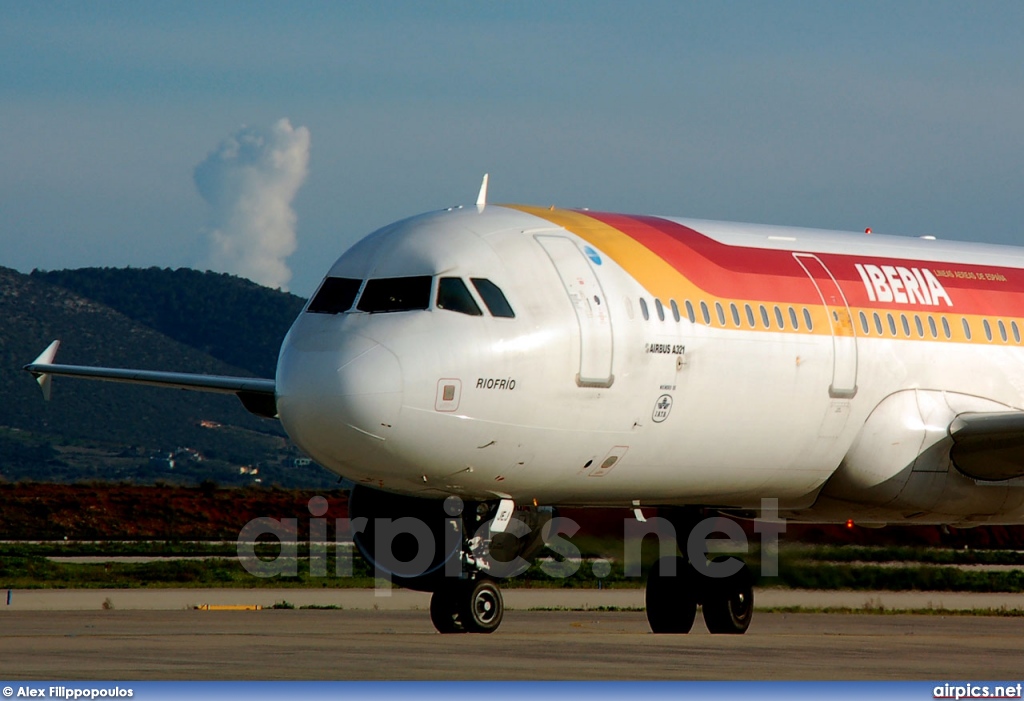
[508,204,1024,347]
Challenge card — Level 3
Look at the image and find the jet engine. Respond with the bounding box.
[815,389,1022,523]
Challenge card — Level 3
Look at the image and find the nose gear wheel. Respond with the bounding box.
[429,578,504,634]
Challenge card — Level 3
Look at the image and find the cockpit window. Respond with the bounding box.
[470,278,515,318]
[307,277,361,314]
[356,276,432,313]
[437,277,483,316]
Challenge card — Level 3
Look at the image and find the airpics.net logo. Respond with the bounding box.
[233,496,786,584]
[934,683,1024,699]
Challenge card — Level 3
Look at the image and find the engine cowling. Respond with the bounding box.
[348,485,460,590]
[818,389,1019,521]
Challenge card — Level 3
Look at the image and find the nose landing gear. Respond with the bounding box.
[429,578,504,634]
[426,498,554,634]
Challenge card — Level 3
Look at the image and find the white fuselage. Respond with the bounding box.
[275,205,1024,527]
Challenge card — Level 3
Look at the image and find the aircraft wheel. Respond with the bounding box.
[645,555,697,634]
[429,588,465,634]
[458,578,504,634]
[701,558,754,634]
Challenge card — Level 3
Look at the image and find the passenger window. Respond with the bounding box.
[928,316,938,338]
[873,312,883,335]
[746,304,756,327]
[357,276,432,313]
[685,300,696,324]
[859,311,869,335]
[900,314,911,337]
[803,308,813,331]
[983,319,993,341]
[790,307,800,330]
[437,277,483,316]
[942,316,951,339]
[640,298,650,321]
[1014,321,1021,343]
[308,277,362,314]
[670,300,681,322]
[700,301,711,325]
[914,315,924,338]
[715,302,726,326]
[774,306,785,329]
[655,299,666,321]
[999,320,1008,342]
[962,318,972,341]
[471,278,515,318]
[730,303,741,326]
[887,314,897,336]
[760,305,771,329]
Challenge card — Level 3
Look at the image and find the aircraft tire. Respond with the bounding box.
[458,578,504,634]
[701,559,754,634]
[429,588,465,634]
[645,555,697,634]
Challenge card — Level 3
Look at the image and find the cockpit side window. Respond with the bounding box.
[470,278,515,318]
[307,277,361,314]
[437,277,483,316]
[356,276,432,313]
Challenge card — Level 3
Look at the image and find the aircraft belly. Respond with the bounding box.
[387,415,824,505]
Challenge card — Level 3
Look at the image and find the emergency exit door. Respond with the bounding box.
[794,253,858,398]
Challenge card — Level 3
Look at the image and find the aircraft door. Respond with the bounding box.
[536,235,615,387]
[794,253,858,398]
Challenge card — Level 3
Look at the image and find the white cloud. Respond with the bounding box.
[194,118,310,290]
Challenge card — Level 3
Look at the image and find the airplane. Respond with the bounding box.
[25,176,1024,635]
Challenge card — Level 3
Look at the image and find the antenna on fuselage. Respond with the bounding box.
[476,173,489,212]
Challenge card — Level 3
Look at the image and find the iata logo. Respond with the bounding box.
[854,263,952,307]
[652,394,673,423]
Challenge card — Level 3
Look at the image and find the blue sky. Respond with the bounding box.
[2,2,1023,296]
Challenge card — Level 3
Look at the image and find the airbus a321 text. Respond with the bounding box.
[26,178,1024,634]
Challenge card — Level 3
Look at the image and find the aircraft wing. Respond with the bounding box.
[24,341,278,419]
[949,411,1024,481]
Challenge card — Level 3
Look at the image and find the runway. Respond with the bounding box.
[2,591,1024,680]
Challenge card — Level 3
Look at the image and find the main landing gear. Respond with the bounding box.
[645,554,754,634]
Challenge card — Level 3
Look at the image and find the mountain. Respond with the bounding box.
[31,267,305,377]
[0,266,335,487]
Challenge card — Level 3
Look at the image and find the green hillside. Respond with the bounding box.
[0,266,334,488]
[31,267,305,377]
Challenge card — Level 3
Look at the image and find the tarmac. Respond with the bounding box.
[3,585,1024,612]
[1,588,1023,680]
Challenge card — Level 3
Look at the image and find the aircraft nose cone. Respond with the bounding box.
[335,338,403,439]
[277,332,403,464]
